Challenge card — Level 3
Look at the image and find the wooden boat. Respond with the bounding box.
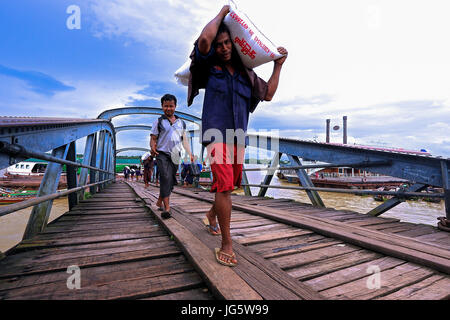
[0,189,37,205]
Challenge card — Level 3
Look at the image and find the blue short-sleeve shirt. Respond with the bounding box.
[195,44,256,146]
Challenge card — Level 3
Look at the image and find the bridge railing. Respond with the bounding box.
[238,134,450,222]
[194,133,449,223]
[0,117,116,240]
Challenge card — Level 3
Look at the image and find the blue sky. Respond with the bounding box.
[1,0,449,158]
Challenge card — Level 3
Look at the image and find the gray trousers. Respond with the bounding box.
[156,152,177,198]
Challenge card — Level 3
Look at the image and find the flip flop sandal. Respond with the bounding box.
[214,248,237,267]
[202,218,221,236]
[161,211,171,219]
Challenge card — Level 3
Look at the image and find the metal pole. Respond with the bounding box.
[78,133,95,200]
[0,141,110,174]
[288,155,325,207]
[326,119,330,143]
[258,152,282,197]
[66,141,78,210]
[89,133,98,194]
[343,116,348,144]
[22,144,70,240]
[95,130,106,193]
[241,183,444,198]
[368,183,428,216]
[441,160,450,219]
[0,178,114,218]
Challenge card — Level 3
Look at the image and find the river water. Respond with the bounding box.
[236,165,445,227]
[0,197,69,253]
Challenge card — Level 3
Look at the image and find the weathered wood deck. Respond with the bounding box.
[0,181,449,300]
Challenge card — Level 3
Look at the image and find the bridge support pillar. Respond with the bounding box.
[66,141,78,210]
[258,153,282,197]
[23,144,70,240]
[95,130,106,193]
[287,155,325,207]
[78,133,95,200]
[89,133,98,195]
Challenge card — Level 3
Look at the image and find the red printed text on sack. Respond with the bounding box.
[234,37,256,60]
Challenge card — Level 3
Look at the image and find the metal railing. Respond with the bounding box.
[0,117,116,240]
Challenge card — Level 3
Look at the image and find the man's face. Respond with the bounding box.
[214,32,232,63]
[162,100,176,117]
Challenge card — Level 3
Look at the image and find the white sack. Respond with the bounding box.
[174,0,283,86]
[141,152,151,161]
[224,0,283,69]
[174,59,191,86]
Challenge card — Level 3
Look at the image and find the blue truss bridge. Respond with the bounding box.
[0,107,448,300]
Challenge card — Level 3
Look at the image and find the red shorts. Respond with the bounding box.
[207,143,245,193]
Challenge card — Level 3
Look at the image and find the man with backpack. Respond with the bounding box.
[150,94,193,219]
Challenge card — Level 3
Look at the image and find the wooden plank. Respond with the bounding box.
[145,204,263,300]
[270,243,361,270]
[36,225,159,238]
[165,205,324,300]
[144,287,214,300]
[0,244,182,278]
[10,237,168,257]
[231,223,291,237]
[320,263,435,300]
[12,231,168,252]
[235,229,313,246]
[43,221,155,233]
[0,255,191,296]
[66,208,148,215]
[175,190,450,274]
[287,250,381,281]
[3,239,175,267]
[304,256,406,291]
[2,271,204,300]
[376,274,449,300]
[253,237,342,259]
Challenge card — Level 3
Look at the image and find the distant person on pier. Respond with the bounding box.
[188,6,288,267]
[135,166,142,181]
[141,152,154,188]
[130,167,135,181]
[150,94,194,219]
[123,166,130,181]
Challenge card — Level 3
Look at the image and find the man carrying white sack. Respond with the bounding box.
[187,5,288,267]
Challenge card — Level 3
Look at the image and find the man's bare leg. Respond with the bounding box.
[214,190,236,264]
[206,203,219,230]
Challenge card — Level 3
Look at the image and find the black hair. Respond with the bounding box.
[161,93,177,106]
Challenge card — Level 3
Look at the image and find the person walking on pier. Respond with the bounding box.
[141,152,154,188]
[188,6,288,267]
[150,94,194,219]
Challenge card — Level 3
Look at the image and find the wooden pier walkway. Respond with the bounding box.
[0,181,449,300]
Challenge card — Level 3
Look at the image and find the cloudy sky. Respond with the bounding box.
[1,0,449,157]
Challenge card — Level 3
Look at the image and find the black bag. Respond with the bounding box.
[189,163,200,177]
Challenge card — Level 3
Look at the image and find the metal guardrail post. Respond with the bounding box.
[66,141,78,210]
[101,133,110,190]
[287,154,325,207]
[368,183,427,216]
[441,160,450,219]
[79,133,95,200]
[95,130,106,193]
[258,152,282,197]
[22,144,70,240]
[241,164,252,196]
[89,133,98,195]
